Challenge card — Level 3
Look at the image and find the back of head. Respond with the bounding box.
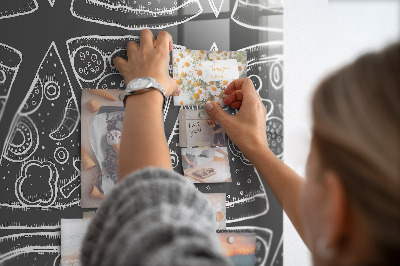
[312,43,400,264]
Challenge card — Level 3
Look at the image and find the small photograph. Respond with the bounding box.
[204,193,226,230]
[80,88,125,208]
[181,147,231,183]
[218,233,257,266]
[173,49,247,106]
[179,109,226,148]
[61,219,92,266]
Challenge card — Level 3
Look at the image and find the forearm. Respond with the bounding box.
[246,144,306,241]
[118,90,172,181]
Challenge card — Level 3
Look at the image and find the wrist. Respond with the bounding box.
[125,89,164,109]
[244,141,274,165]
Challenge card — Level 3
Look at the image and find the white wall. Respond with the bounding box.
[283,1,400,265]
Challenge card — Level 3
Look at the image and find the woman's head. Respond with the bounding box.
[302,43,400,265]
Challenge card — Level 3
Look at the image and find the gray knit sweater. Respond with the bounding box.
[81,167,232,266]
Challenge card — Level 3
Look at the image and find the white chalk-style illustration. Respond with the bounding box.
[210,42,219,51]
[70,0,203,30]
[0,231,61,264]
[1,1,284,264]
[208,0,225,18]
[239,41,283,155]
[231,0,283,31]
[223,41,283,225]
[0,43,22,122]
[66,35,185,93]
[0,0,39,20]
[48,0,55,7]
[0,42,81,264]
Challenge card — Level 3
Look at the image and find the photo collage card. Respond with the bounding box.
[179,109,231,183]
[80,88,125,208]
[218,233,257,266]
[173,49,247,106]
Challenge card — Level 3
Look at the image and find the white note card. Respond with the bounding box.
[199,59,239,82]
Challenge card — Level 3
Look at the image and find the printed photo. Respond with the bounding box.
[218,233,256,266]
[204,193,227,230]
[181,147,231,183]
[81,89,125,208]
[61,219,92,266]
[173,49,247,106]
[179,109,226,148]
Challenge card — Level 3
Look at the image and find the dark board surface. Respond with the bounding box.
[0,0,284,265]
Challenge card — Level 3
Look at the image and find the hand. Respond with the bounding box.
[113,29,179,97]
[189,162,197,167]
[205,78,271,159]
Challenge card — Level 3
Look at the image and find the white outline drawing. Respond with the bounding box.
[0,224,61,230]
[0,231,60,243]
[1,41,80,163]
[2,116,39,163]
[169,149,180,169]
[210,42,219,51]
[0,245,59,264]
[49,97,80,141]
[269,61,283,90]
[266,116,283,158]
[226,167,269,223]
[48,0,55,7]
[0,70,5,84]
[96,73,125,90]
[0,43,23,122]
[231,0,283,32]
[15,159,59,207]
[70,0,203,30]
[0,0,39,20]
[43,76,61,101]
[67,35,185,93]
[21,77,44,115]
[71,45,106,83]
[53,147,69,164]
[60,158,80,198]
[238,41,283,65]
[208,0,225,18]
[53,254,61,266]
[270,235,283,266]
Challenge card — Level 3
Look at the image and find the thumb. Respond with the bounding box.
[205,102,231,128]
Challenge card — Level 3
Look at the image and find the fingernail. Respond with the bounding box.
[206,102,214,111]
[177,86,182,95]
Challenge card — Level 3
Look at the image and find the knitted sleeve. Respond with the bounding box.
[80,167,232,266]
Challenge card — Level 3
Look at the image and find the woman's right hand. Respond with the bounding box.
[205,78,271,160]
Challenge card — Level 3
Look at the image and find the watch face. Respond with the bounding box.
[130,77,151,90]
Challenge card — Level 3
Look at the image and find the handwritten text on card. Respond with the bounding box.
[199,59,239,82]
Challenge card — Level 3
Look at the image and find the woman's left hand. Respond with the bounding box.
[113,29,179,97]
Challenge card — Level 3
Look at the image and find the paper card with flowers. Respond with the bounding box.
[173,49,247,106]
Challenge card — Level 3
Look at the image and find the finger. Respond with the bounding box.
[139,29,155,51]
[155,31,173,53]
[230,101,242,109]
[224,78,255,97]
[126,41,139,57]
[223,90,243,106]
[113,56,128,74]
[172,85,182,96]
[205,102,231,128]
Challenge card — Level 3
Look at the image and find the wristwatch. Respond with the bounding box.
[120,77,166,108]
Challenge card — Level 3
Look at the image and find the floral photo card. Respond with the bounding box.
[173,49,247,106]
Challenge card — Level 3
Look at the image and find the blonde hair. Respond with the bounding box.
[312,43,400,264]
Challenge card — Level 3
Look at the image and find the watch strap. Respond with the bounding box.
[121,77,166,110]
